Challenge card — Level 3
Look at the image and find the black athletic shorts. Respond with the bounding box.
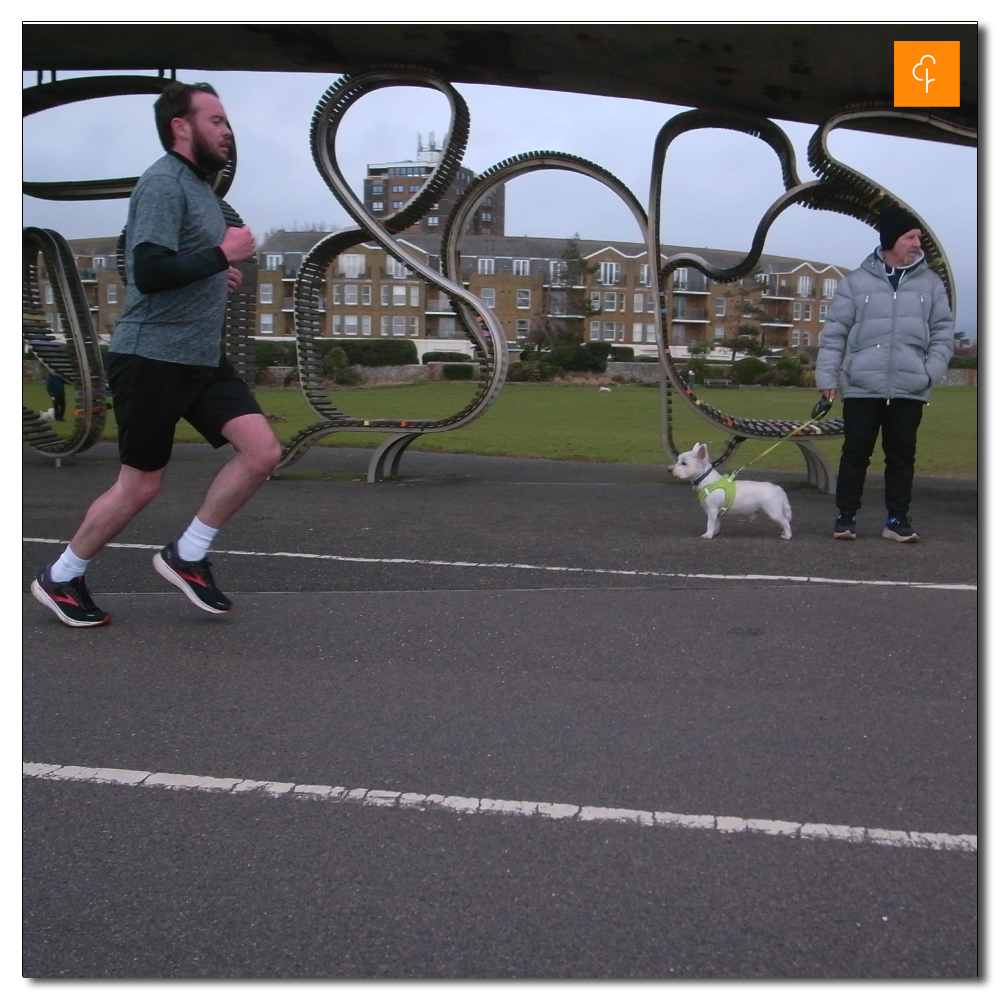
[107,352,263,472]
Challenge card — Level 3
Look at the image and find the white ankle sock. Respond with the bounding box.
[50,545,90,583]
[176,517,219,563]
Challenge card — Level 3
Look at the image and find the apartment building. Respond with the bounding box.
[363,134,505,237]
[37,231,847,361]
[255,229,849,359]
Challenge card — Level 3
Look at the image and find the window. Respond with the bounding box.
[380,285,390,306]
[516,289,531,309]
[477,258,495,275]
[603,321,617,341]
[549,260,567,281]
[344,315,359,336]
[823,278,838,299]
[44,286,54,304]
[513,259,530,276]
[791,329,800,347]
[332,285,342,305]
[265,254,283,269]
[714,326,725,340]
[483,196,493,207]
[392,184,404,193]
[409,285,420,307]
[387,257,410,278]
[480,227,492,234]
[639,264,650,286]
[645,323,657,343]
[331,315,341,335]
[380,315,390,336]
[106,284,117,304]
[797,275,813,297]
[647,294,655,314]
[632,322,644,342]
[259,283,273,305]
[801,331,811,347]
[589,321,601,340]
[392,316,406,336]
[391,201,403,209]
[409,184,420,192]
[618,293,626,312]
[371,183,383,194]
[792,302,802,321]
[260,313,274,334]
[480,211,492,221]
[599,261,621,285]
[392,286,407,307]
[819,304,828,322]
[633,292,645,313]
[481,288,496,308]
[604,291,617,312]
[590,291,601,312]
[344,284,358,306]
[803,303,812,321]
[429,203,440,210]
[409,316,419,336]
[426,216,439,226]
[715,298,726,317]
[516,319,530,337]
[361,315,372,335]
[371,201,384,211]
[93,257,106,269]
[673,268,689,290]
[361,285,371,306]
[339,254,365,278]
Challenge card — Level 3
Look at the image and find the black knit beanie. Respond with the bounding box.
[878,206,922,251]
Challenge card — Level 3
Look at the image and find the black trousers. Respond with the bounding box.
[835,397,925,519]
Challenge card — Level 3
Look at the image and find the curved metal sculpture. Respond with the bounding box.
[23,69,973,484]
[22,74,254,461]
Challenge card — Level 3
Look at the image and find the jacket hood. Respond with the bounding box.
[861,246,926,280]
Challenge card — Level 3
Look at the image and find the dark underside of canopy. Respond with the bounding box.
[23,22,977,146]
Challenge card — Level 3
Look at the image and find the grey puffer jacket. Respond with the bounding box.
[816,249,954,401]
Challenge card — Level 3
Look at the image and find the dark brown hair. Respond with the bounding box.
[153,82,219,150]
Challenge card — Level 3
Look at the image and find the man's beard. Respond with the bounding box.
[191,130,229,172]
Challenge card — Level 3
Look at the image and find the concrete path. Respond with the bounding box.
[23,443,978,978]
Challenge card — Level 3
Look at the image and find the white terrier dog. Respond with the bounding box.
[668,443,792,540]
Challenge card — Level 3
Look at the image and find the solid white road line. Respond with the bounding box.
[23,761,976,854]
[22,538,976,592]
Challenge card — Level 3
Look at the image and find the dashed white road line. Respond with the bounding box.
[23,761,977,854]
[22,538,976,592]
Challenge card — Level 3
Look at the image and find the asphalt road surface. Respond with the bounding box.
[23,443,978,978]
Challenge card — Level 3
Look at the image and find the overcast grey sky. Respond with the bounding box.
[23,69,977,337]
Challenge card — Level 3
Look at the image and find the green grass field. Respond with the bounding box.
[24,381,977,478]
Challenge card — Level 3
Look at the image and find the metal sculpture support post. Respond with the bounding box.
[23,69,972,487]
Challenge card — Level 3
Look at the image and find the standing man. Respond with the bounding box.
[32,82,282,627]
[816,206,954,543]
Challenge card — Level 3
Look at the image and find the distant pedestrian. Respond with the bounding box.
[31,81,281,627]
[816,206,954,542]
[44,372,69,422]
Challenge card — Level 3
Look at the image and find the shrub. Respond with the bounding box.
[322,346,350,377]
[730,357,769,384]
[949,356,977,369]
[422,351,471,363]
[545,341,610,373]
[608,346,634,361]
[324,339,418,366]
[507,361,558,382]
[255,340,296,369]
[442,363,475,380]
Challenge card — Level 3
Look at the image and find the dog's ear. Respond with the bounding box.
[694,443,708,460]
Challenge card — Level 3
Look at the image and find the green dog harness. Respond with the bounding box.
[697,473,738,516]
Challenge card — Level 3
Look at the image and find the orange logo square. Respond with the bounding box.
[894,41,960,107]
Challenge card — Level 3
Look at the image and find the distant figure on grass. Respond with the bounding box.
[45,372,69,422]
[816,206,954,543]
[31,82,282,627]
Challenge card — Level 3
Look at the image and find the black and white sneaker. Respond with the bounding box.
[30,566,111,627]
[833,511,857,540]
[883,517,919,543]
[153,542,233,614]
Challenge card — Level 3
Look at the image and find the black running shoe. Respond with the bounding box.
[153,542,233,614]
[30,566,111,627]
[833,511,857,540]
[883,517,919,542]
